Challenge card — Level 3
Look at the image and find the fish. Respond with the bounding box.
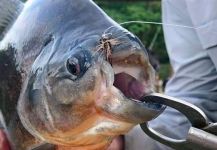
[0,0,165,149]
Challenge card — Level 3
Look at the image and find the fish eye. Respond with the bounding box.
[66,50,91,80]
[67,57,80,76]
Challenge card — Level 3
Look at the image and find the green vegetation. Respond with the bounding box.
[159,63,171,80]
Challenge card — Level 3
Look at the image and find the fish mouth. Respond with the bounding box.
[98,50,166,123]
[112,51,153,101]
[111,49,153,101]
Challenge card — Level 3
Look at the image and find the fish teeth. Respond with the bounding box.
[113,65,141,80]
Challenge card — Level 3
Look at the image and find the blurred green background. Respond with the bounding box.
[95,1,170,80]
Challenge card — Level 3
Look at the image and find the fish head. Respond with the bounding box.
[10,0,166,148]
[18,28,165,148]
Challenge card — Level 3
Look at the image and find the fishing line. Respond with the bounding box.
[98,20,202,61]
[120,21,197,29]
[103,20,201,36]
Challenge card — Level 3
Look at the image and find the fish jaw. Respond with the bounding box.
[95,59,165,124]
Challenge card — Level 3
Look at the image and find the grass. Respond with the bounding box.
[158,63,171,80]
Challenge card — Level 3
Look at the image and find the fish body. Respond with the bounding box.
[0,0,165,149]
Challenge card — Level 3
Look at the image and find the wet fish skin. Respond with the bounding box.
[0,0,165,149]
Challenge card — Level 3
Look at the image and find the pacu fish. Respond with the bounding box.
[0,0,165,149]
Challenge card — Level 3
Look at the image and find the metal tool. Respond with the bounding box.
[140,93,217,150]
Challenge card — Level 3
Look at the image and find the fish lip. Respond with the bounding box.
[97,86,166,124]
[131,97,166,120]
[130,96,166,115]
[111,49,148,64]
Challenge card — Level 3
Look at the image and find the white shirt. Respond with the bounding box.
[125,0,217,149]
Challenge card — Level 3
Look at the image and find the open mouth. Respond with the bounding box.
[114,72,147,100]
[97,49,165,123]
[112,52,153,99]
[111,52,163,109]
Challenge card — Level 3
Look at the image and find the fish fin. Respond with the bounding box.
[0,0,24,40]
